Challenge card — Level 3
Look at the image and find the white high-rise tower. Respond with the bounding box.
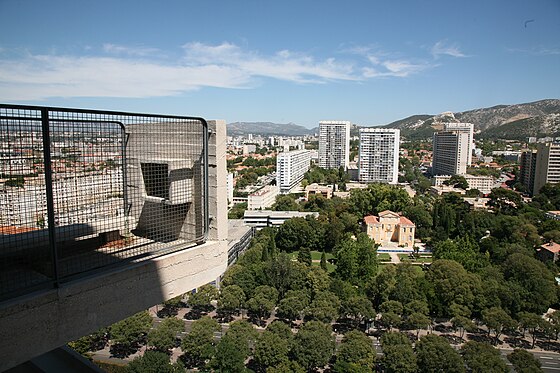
[318,121,351,170]
[358,128,400,184]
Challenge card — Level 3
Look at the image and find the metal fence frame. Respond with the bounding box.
[0,104,209,300]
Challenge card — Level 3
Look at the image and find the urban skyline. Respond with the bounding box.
[0,1,559,128]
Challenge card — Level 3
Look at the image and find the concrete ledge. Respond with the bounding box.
[0,239,227,371]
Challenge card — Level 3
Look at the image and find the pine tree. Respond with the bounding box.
[320,251,327,271]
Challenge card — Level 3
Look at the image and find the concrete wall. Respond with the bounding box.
[0,120,228,371]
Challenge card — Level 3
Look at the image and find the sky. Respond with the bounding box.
[0,0,559,128]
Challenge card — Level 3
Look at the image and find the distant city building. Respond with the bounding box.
[520,150,538,195]
[432,174,497,194]
[305,183,333,200]
[227,173,234,206]
[428,185,466,196]
[276,150,312,194]
[443,122,474,165]
[432,130,471,176]
[318,120,351,170]
[364,210,415,247]
[463,197,491,210]
[247,185,278,210]
[242,144,257,155]
[532,142,560,196]
[358,128,400,184]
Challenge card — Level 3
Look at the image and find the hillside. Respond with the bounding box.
[227,122,314,136]
[383,99,560,140]
[481,114,560,140]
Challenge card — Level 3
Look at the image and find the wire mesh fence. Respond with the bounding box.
[0,104,208,301]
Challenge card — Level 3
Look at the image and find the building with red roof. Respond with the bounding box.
[537,241,560,263]
[364,210,415,247]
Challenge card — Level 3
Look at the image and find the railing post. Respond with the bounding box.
[41,108,59,288]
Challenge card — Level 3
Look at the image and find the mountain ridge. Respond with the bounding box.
[226,99,560,139]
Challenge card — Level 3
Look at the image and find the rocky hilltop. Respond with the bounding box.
[383,99,560,140]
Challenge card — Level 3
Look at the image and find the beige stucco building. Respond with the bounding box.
[364,210,415,247]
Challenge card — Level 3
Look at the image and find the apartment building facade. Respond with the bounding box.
[432,130,471,176]
[277,149,312,194]
[358,128,400,184]
[533,142,560,195]
[318,120,351,170]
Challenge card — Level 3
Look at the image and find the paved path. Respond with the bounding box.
[388,252,401,264]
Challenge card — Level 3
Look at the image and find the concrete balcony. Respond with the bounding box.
[0,105,228,371]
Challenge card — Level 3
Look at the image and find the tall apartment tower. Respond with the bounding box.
[443,123,474,166]
[318,121,351,170]
[533,142,560,195]
[432,124,473,176]
[358,128,400,184]
[519,150,537,195]
[277,150,312,194]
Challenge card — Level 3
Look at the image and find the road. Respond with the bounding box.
[499,349,560,372]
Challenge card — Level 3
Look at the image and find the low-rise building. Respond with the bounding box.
[432,174,496,194]
[463,197,491,210]
[243,210,318,228]
[364,210,415,247]
[429,185,466,196]
[536,242,560,263]
[305,183,333,200]
[247,185,278,210]
[545,211,560,220]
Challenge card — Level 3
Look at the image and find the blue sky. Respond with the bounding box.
[0,0,558,128]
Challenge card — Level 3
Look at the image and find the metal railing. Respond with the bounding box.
[0,104,208,301]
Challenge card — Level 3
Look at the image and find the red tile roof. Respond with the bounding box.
[364,215,379,225]
[399,216,415,226]
[540,242,560,254]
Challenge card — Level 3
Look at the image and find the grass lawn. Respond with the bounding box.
[398,253,432,263]
[377,253,391,261]
[289,250,336,273]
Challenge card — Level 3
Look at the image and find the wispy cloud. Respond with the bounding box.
[506,46,560,56]
[0,41,445,101]
[431,40,467,58]
[102,43,161,57]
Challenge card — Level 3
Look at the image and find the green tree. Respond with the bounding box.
[221,264,257,298]
[461,341,508,373]
[181,316,221,368]
[254,331,290,370]
[304,291,340,323]
[507,349,543,373]
[335,330,375,372]
[110,311,153,350]
[298,246,312,266]
[320,251,328,271]
[277,294,308,322]
[217,285,246,320]
[188,284,219,312]
[407,312,431,340]
[273,194,300,211]
[415,334,465,373]
[488,188,522,214]
[266,320,294,341]
[292,321,335,371]
[247,285,278,323]
[210,334,247,373]
[381,344,417,373]
[451,316,475,339]
[517,312,546,348]
[482,307,517,345]
[128,350,183,373]
[425,260,477,317]
[503,253,557,314]
[147,317,184,353]
[267,361,306,373]
[341,295,375,327]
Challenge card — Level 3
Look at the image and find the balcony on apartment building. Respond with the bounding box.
[0,105,228,371]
